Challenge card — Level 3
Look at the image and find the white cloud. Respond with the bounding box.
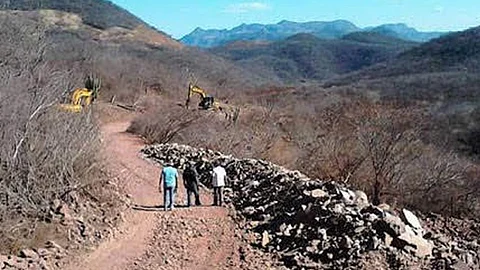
[223,2,270,14]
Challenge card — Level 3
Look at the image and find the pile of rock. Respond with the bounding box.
[422,213,480,269]
[0,241,65,270]
[142,143,480,269]
[0,179,128,270]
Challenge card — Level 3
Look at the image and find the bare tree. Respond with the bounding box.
[0,13,105,252]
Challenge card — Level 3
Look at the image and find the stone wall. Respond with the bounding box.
[143,143,479,269]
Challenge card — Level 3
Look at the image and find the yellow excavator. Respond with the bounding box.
[185,83,240,122]
[60,75,101,112]
[59,88,93,112]
[185,83,219,110]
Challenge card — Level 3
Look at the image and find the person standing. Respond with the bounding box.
[212,163,227,206]
[183,162,201,207]
[160,163,178,211]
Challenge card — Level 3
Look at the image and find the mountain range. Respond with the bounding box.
[210,32,418,83]
[326,25,480,86]
[181,20,445,48]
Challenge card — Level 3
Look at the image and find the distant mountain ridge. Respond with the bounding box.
[181,20,446,48]
[210,32,417,83]
[326,25,480,86]
[367,23,445,42]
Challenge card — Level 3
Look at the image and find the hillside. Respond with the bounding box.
[341,31,419,45]
[0,0,178,34]
[324,25,480,156]
[210,33,418,83]
[326,25,480,89]
[181,20,445,48]
[0,7,266,105]
[367,23,444,42]
[46,26,263,102]
[0,0,145,29]
[0,0,182,49]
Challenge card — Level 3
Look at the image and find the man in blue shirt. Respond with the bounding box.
[159,162,178,211]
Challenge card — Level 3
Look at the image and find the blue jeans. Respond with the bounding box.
[164,185,176,211]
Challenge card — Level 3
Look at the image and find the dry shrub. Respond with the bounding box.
[290,99,478,218]
[127,105,203,144]
[129,87,480,219]
[128,99,279,159]
[0,13,105,253]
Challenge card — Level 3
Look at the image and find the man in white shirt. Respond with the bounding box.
[212,163,227,206]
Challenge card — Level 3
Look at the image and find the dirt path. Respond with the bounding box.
[65,119,275,270]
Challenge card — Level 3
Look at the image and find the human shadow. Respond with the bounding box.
[132,204,190,212]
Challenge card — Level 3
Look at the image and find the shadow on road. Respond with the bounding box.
[132,204,192,212]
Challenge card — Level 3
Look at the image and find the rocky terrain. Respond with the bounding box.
[0,191,128,270]
[142,143,480,269]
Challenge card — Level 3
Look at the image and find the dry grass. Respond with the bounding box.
[129,92,480,219]
[0,12,109,253]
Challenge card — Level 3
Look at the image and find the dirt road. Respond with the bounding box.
[65,119,275,270]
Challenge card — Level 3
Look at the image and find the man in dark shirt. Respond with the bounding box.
[183,162,201,207]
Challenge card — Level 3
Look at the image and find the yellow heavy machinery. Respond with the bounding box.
[59,88,93,112]
[185,83,219,110]
[185,83,240,122]
[60,75,101,112]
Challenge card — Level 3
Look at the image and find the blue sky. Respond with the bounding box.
[111,0,480,39]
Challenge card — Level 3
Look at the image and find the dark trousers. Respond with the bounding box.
[163,186,175,211]
[187,187,201,207]
[213,186,224,206]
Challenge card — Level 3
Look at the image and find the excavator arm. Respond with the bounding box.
[184,82,240,121]
[60,88,93,112]
[71,88,93,106]
[59,75,101,113]
[186,83,216,110]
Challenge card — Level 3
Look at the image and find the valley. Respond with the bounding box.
[0,0,479,269]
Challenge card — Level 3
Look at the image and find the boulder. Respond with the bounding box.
[354,190,369,209]
[310,189,328,198]
[376,214,406,237]
[401,209,422,230]
[261,231,270,247]
[340,189,356,204]
[396,232,433,257]
[20,249,39,261]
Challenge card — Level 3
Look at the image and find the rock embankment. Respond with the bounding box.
[143,143,480,269]
[0,182,127,270]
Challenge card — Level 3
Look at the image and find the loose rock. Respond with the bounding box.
[142,143,480,269]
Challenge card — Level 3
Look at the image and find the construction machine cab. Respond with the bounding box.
[199,96,215,110]
[186,83,218,110]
